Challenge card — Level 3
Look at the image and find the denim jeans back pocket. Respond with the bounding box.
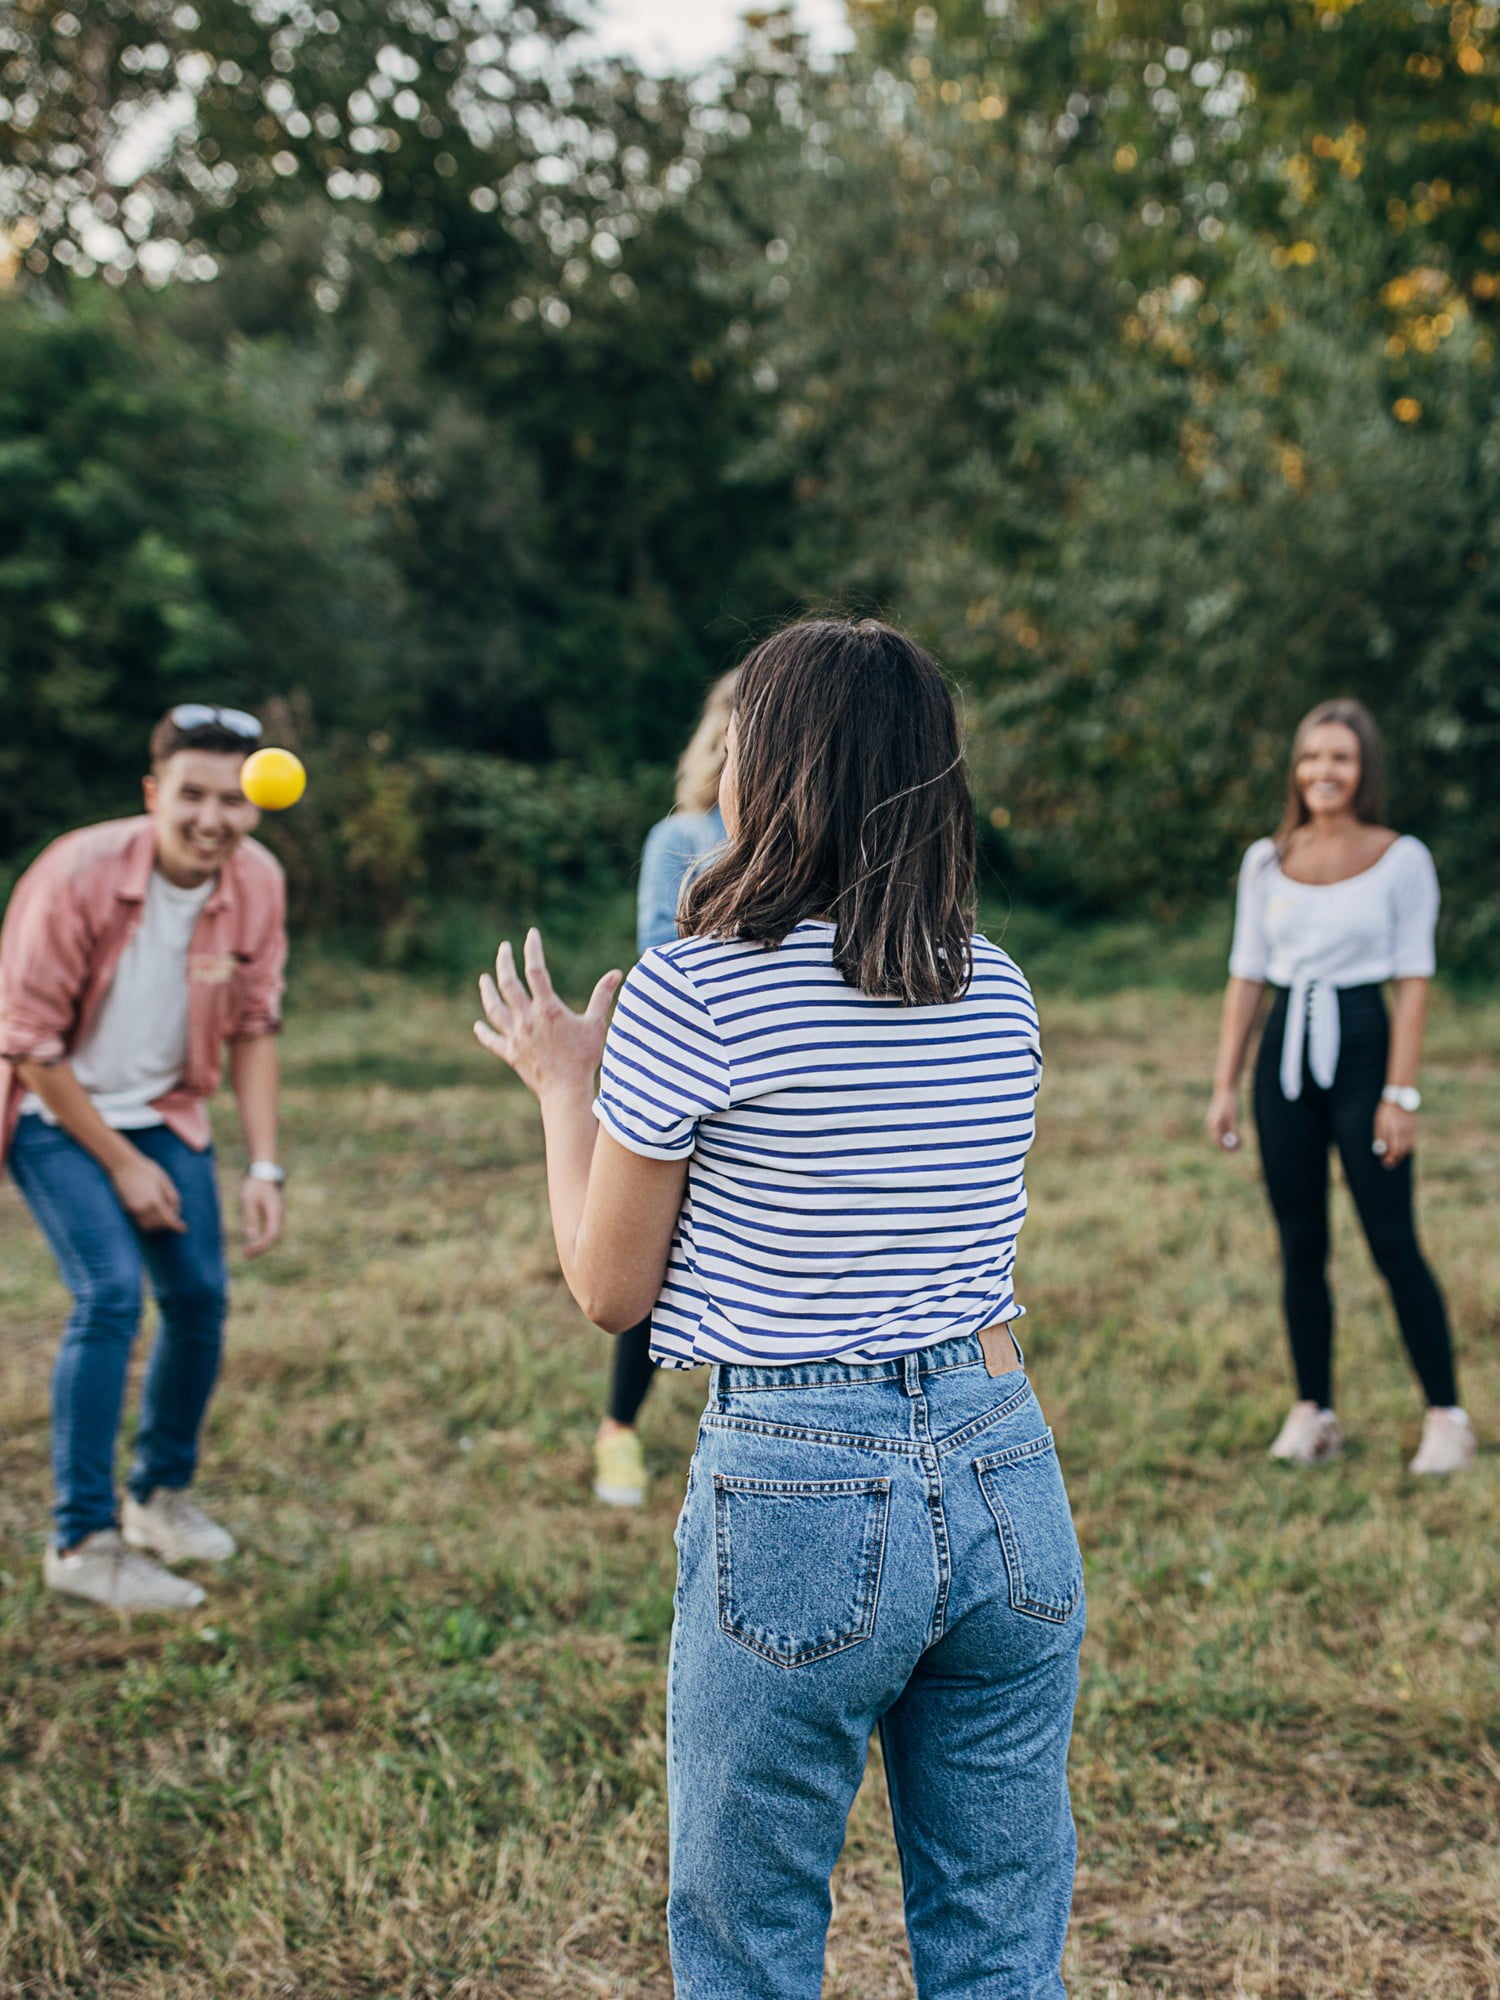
[974,1431,1084,1625]
[713,1475,890,1669]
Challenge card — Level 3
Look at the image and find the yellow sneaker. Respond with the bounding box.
[594,1427,648,1508]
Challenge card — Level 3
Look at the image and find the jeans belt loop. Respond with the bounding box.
[901,1350,922,1397]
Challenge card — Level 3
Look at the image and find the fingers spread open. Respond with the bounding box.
[474,1020,514,1063]
[522,927,555,1002]
[494,939,529,1011]
[585,968,623,1024]
[478,972,513,1032]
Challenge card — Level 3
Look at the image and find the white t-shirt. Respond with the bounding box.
[1228,834,1439,1099]
[20,870,214,1130]
[593,921,1042,1370]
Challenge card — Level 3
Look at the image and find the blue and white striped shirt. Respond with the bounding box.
[594,919,1042,1370]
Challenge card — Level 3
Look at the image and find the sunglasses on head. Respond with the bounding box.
[169,704,263,741]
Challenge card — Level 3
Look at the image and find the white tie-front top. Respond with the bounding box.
[1229,835,1439,1100]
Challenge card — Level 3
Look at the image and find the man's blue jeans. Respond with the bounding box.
[9,1116,227,1551]
[668,1333,1084,2000]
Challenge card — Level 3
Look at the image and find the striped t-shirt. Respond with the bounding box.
[593,919,1042,1370]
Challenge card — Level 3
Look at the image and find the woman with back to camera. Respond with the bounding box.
[594,669,736,1510]
[476,620,1084,1997]
[1207,698,1474,1474]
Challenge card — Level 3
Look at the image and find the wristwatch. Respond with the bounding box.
[245,1159,287,1184]
[1381,1085,1422,1113]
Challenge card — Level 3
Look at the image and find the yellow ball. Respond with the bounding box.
[241,747,307,811]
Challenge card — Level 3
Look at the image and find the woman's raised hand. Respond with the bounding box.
[474,929,622,1101]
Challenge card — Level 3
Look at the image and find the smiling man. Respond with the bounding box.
[0,706,288,1611]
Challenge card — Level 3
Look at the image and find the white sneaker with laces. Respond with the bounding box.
[123,1489,237,1564]
[1268,1402,1343,1465]
[1409,1407,1477,1476]
[44,1529,206,1611]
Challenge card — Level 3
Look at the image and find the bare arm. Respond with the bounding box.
[1372,976,1428,1170]
[230,1032,283,1256]
[13,1058,185,1232]
[537,1080,687,1329]
[1385,976,1427,1089]
[1205,975,1265,1149]
[475,931,686,1332]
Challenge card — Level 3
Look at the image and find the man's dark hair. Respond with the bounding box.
[149,711,256,769]
[678,619,977,1005]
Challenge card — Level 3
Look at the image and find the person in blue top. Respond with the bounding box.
[593,669,736,1507]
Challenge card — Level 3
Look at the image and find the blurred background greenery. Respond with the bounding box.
[3,0,1498,972]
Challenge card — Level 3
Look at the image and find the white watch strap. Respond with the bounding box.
[246,1159,287,1184]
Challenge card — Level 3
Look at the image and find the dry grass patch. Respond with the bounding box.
[1,964,1496,1997]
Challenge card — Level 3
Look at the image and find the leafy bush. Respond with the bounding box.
[254,725,668,960]
[0,296,396,858]
[972,295,1500,964]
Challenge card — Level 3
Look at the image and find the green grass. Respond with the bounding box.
[1,955,1496,1997]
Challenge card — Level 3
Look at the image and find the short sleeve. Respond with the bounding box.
[594,950,731,1160]
[1014,967,1043,1070]
[229,857,287,1039]
[1390,838,1439,978]
[0,849,94,1067]
[1227,839,1274,981]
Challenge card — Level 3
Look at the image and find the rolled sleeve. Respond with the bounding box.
[0,866,92,1067]
[594,951,730,1159]
[228,860,288,1039]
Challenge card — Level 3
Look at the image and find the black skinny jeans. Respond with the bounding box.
[608,1318,656,1427]
[1253,983,1457,1410]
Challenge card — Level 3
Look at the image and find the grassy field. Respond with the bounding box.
[1,940,1497,1999]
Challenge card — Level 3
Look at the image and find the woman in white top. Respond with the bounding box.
[1207,699,1473,1474]
[475,620,1084,1996]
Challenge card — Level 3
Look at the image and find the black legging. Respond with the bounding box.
[1253,984,1457,1410]
[608,1317,656,1426]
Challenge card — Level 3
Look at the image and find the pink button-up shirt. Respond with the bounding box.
[0,817,287,1165]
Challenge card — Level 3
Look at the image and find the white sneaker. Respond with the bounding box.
[1409,1408,1478,1476]
[44,1530,206,1611]
[123,1489,237,1564]
[1268,1402,1343,1465]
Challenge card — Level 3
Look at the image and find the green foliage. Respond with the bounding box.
[3,0,1499,960]
[0,294,394,857]
[979,285,1500,954]
[706,1,1500,959]
[254,729,666,960]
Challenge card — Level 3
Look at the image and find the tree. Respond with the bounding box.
[976,262,1500,959]
[0,293,395,856]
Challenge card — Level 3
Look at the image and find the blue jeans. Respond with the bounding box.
[668,1333,1084,1999]
[9,1116,228,1550]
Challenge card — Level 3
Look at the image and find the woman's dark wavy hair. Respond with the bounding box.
[678,619,976,1005]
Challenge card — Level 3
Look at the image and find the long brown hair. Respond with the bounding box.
[678,620,976,1004]
[1274,698,1386,855]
